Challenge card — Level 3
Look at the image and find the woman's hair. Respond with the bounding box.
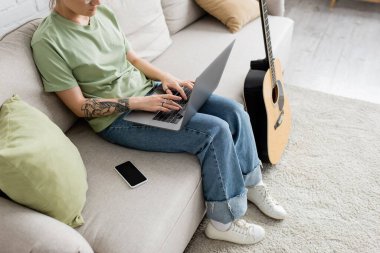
[49,0,56,9]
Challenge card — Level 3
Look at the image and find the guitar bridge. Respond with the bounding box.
[274,110,284,130]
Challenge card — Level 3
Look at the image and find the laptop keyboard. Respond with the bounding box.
[153,87,192,124]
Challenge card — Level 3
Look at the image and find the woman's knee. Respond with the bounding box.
[223,101,250,128]
[206,117,231,140]
[190,113,229,133]
[186,115,232,155]
[230,100,248,117]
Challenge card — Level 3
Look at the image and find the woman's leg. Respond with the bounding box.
[198,94,263,187]
[198,94,287,220]
[99,94,285,244]
[99,111,248,224]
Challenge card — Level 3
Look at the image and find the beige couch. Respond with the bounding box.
[0,1,293,252]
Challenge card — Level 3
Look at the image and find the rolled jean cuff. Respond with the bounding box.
[205,189,248,224]
[244,161,263,187]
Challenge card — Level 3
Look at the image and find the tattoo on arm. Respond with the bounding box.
[81,98,130,119]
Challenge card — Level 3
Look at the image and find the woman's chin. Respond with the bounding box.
[87,7,97,15]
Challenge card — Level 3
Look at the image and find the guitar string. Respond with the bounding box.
[261,0,277,88]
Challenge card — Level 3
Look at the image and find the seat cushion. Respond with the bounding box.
[0,197,94,253]
[67,121,204,253]
[152,15,294,104]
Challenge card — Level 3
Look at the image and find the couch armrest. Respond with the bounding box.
[266,0,285,16]
[0,197,93,253]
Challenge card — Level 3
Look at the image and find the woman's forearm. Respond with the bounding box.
[81,98,130,119]
[131,57,168,82]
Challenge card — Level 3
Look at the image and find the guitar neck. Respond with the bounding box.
[258,0,276,85]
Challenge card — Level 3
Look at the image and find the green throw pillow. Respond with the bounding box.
[0,95,88,228]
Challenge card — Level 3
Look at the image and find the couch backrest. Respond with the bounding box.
[159,0,284,35]
[103,0,173,62]
[161,0,206,34]
[0,0,284,134]
[0,20,77,133]
[103,0,206,60]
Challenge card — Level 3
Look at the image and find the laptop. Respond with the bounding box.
[124,40,235,131]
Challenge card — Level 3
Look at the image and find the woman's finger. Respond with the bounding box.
[165,88,173,95]
[163,94,182,101]
[157,105,170,112]
[166,99,182,110]
[163,85,173,95]
[181,81,194,90]
[161,98,182,110]
[183,80,195,86]
[174,82,187,100]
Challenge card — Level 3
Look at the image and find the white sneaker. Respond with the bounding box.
[247,184,287,220]
[205,219,265,245]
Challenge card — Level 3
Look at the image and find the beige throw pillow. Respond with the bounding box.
[195,0,260,33]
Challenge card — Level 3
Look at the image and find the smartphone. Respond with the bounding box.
[114,161,148,188]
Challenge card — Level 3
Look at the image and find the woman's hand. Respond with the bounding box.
[160,72,194,100]
[129,94,183,113]
[126,50,194,100]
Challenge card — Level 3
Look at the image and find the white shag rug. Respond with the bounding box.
[185,86,380,253]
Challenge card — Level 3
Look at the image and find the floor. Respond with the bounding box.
[283,0,380,104]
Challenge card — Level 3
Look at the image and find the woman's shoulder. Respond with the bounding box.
[96,4,119,27]
[97,4,114,15]
[31,15,58,47]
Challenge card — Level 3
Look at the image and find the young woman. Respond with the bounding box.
[32,0,287,245]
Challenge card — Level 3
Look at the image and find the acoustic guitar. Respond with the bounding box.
[243,0,291,164]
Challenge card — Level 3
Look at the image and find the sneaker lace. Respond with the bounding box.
[261,185,279,207]
[232,219,253,235]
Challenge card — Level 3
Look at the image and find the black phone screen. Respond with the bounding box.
[115,161,147,187]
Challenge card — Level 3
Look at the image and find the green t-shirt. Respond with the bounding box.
[31,5,154,132]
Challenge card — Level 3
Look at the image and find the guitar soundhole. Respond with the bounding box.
[272,85,278,104]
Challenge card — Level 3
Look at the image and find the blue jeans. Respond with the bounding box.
[99,94,262,223]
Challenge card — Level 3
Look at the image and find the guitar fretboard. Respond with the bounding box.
[259,0,276,88]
